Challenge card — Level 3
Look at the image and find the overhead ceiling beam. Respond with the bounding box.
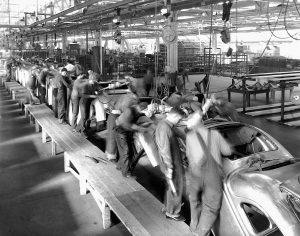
[0,25,26,28]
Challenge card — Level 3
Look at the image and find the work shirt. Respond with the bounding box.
[116,107,139,131]
[39,69,53,87]
[51,72,71,89]
[26,67,39,90]
[186,127,231,176]
[71,77,88,99]
[114,93,139,112]
[155,119,183,174]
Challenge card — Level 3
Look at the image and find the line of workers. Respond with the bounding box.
[103,79,238,235]
[8,58,238,236]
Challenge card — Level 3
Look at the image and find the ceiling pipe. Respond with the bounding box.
[29,0,137,28]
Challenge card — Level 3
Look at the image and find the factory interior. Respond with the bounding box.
[1,0,300,235]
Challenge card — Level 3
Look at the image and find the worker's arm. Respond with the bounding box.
[217,132,232,156]
[116,108,147,133]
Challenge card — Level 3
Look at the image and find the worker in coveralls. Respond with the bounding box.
[38,64,53,104]
[105,84,139,161]
[114,103,148,178]
[186,111,231,236]
[51,68,72,124]
[155,107,186,221]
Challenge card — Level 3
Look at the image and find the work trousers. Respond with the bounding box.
[114,127,138,176]
[76,97,92,133]
[164,166,184,217]
[105,113,118,160]
[70,97,80,129]
[188,170,223,236]
[52,87,67,120]
[38,84,46,104]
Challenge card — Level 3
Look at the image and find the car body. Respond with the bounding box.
[202,120,300,236]
[136,118,300,236]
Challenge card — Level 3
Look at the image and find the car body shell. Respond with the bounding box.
[136,118,300,236]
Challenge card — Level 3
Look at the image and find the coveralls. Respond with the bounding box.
[52,72,71,121]
[155,119,184,218]
[70,77,87,129]
[114,107,141,176]
[186,127,231,236]
[26,67,39,104]
[38,69,52,104]
[105,93,139,160]
[76,82,100,133]
[143,71,154,96]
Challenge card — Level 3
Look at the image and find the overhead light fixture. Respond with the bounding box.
[161,5,171,18]
[47,2,54,8]
[113,8,121,26]
[82,7,88,15]
[113,16,120,25]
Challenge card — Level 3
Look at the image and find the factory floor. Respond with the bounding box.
[0,75,300,236]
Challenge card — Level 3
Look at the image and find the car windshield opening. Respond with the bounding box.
[216,124,277,160]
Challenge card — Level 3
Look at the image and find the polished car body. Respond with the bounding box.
[201,119,300,236]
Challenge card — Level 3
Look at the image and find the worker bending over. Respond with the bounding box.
[114,103,148,178]
[70,71,88,131]
[186,111,232,236]
[105,84,139,161]
[51,68,72,124]
[77,75,102,135]
[38,64,53,104]
[155,107,186,221]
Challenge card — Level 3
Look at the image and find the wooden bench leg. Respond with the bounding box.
[24,106,29,117]
[79,177,88,195]
[101,201,111,229]
[51,140,56,156]
[30,114,35,125]
[64,154,70,173]
[42,129,47,143]
[35,121,40,133]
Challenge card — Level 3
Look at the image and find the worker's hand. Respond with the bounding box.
[165,168,173,179]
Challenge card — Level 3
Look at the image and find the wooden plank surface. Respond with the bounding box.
[106,190,191,236]
[267,112,300,122]
[245,105,300,116]
[284,120,300,126]
[236,102,293,112]
[26,103,192,236]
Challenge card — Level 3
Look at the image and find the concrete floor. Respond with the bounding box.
[0,75,300,236]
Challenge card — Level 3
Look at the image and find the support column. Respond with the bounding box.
[85,30,88,53]
[166,13,178,72]
[62,32,67,54]
[99,29,103,74]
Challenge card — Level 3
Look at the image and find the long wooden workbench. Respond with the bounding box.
[4,80,192,236]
